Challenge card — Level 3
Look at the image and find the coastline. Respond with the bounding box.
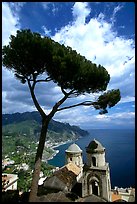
[45,139,75,162]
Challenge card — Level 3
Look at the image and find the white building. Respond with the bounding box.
[2,173,18,192]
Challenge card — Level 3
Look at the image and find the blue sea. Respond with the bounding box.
[48,129,135,188]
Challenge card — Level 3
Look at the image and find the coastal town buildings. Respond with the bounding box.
[2,173,18,192]
[16,163,29,171]
[111,187,135,202]
[2,158,15,170]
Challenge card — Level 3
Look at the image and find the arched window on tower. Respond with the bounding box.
[92,156,96,166]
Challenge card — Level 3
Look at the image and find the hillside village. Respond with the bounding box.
[2,138,135,202]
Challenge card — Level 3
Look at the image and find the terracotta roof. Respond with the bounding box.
[54,163,81,186]
[43,163,81,191]
[65,163,81,176]
[54,166,77,188]
[111,192,122,202]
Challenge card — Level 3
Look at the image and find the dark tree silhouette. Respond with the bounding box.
[2,29,121,201]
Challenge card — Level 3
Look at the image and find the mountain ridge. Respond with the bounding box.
[2,111,89,142]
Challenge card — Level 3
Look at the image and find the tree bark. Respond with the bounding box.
[29,118,49,202]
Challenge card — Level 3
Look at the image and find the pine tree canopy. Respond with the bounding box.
[2,29,110,94]
[2,29,121,114]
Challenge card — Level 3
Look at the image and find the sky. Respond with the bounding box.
[2,2,135,130]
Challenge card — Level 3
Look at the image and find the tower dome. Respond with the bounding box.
[86,139,106,167]
[86,139,105,153]
[66,143,82,153]
[65,143,83,170]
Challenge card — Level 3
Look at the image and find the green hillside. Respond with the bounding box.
[2,111,89,143]
[2,111,89,161]
[2,120,40,137]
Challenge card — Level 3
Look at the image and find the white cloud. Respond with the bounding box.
[8,2,26,13]
[51,3,58,15]
[42,25,51,36]
[2,2,23,114]
[120,96,135,103]
[52,2,135,105]
[54,106,135,129]
[2,2,20,46]
[53,3,134,76]
[40,2,51,10]
[112,111,135,118]
[72,2,91,24]
[96,111,135,122]
[96,114,110,120]
[111,4,124,24]
[40,2,58,15]
[2,2,21,107]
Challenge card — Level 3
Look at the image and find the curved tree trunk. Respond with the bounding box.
[29,118,50,202]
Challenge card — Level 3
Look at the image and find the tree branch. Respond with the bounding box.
[48,90,74,118]
[29,77,52,83]
[27,79,46,118]
[61,86,67,96]
[57,101,94,111]
[60,87,76,97]
[35,77,52,83]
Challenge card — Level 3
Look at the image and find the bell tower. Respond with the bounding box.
[65,143,83,178]
[82,139,111,201]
